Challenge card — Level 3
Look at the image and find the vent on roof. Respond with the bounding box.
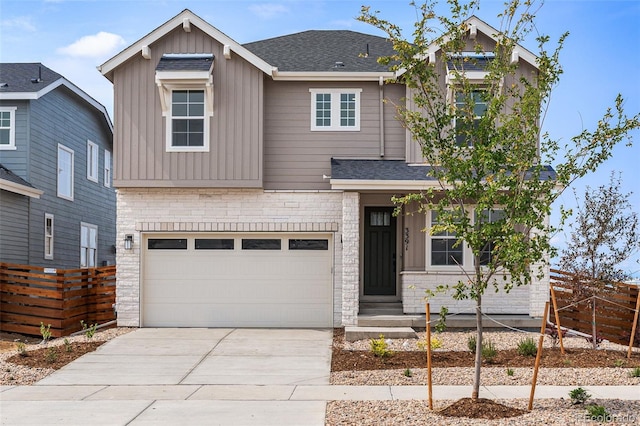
[333,61,345,69]
[30,66,43,84]
[0,83,8,88]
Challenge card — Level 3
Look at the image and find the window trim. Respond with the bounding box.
[427,210,464,268]
[104,149,111,188]
[44,213,54,260]
[0,106,17,150]
[87,140,99,182]
[80,222,98,268]
[57,144,74,201]
[309,88,362,131]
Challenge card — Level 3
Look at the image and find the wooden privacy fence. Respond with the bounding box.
[0,262,116,338]
[548,269,640,350]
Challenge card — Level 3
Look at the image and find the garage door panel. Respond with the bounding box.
[143,234,333,327]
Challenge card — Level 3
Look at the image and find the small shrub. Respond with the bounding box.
[506,367,514,377]
[586,404,610,422]
[64,338,73,353]
[481,339,497,362]
[629,367,640,378]
[403,368,413,377]
[46,347,58,363]
[516,337,537,357]
[467,335,477,352]
[370,334,393,359]
[80,320,98,339]
[15,342,28,357]
[40,322,52,342]
[417,336,443,351]
[612,359,626,368]
[569,387,591,405]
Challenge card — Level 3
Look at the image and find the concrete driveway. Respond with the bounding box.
[0,328,332,425]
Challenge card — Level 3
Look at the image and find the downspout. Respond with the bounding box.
[379,76,385,157]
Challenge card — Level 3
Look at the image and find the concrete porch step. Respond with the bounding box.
[344,326,417,342]
[359,302,403,315]
[357,315,425,328]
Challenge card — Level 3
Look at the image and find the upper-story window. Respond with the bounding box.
[0,106,17,150]
[104,150,111,188]
[57,144,74,201]
[310,89,361,131]
[80,222,97,268]
[155,54,214,153]
[454,89,488,147]
[87,140,99,182]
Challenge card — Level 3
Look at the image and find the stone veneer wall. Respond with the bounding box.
[401,269,549,317]
[115,188,345,327]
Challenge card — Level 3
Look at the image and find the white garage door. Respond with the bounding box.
[142,233,333,327]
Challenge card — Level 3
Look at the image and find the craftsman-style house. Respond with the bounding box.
[99,9,548,328]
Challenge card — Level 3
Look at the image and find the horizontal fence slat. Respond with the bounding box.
[0,263,116,338]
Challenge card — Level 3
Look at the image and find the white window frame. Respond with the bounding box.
[87,140,99,182]
[309,89,361,131]
[57,144,74,201]
[165,88,209,152]
[104,149,111,188]
[427,210,465,268]
[0,106,17,150]
[80,222,98,268]
[44,213,54,260]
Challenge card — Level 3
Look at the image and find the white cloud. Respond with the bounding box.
[57,32,125,59]
[248,3,289,19]
[1,16,37,32]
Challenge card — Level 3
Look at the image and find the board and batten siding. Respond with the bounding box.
[112,26,263,188]
[263,81,406,190]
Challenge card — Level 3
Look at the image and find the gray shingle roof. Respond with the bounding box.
[0,164,37,188]
[156,54,214,72]
[0,63,63,93]
[331,158,557,181]
[243,30,395,72]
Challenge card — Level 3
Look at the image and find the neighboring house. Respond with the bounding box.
[0,63,116,269]
[99,9,549,328]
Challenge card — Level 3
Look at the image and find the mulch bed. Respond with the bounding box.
[6,342,104,370]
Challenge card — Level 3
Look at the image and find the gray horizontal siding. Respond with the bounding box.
[0,100,30,180]
[0,190,29,264]
[263,81,406,190]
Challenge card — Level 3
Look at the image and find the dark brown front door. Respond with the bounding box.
[363,207,397,296]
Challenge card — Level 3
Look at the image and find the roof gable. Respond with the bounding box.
[99,9,275,80]
[0,63,113,133]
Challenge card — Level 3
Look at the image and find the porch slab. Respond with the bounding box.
[344,326,417,342]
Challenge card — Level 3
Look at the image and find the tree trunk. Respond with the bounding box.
[472,292,483,401]
[591,297,597,349]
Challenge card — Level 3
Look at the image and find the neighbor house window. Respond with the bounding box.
[57,144,74,200]
[87,140,98,182]
[80,222,97,268]
[310,89,361,131]
[475,209,505,265]
[429,211,463,266]
[104,150,111,188]
[454,89,487,147]
[44,214,54,260]
[0,107,17,150]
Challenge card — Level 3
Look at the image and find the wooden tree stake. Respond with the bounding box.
[425,302,433,410]
[549,284,565,354]
[628,289,640,359]
[528,301,548,412]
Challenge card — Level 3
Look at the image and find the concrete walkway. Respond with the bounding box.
[1,328,638,425]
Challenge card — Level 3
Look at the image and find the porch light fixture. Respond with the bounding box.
[124,234,134,250]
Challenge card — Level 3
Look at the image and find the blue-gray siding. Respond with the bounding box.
[0,190,29,264]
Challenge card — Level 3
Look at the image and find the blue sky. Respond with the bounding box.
[1,0,639,276]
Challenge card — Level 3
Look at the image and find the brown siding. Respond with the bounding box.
[113,26,262,187]
[263,81,406,190]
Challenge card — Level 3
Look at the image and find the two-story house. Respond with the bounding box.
[0,63,116,269]
[99,9,549,328]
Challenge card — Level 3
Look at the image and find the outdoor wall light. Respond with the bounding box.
[124,234,134,250]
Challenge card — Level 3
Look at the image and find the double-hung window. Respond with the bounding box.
[429,211,463,266]
[475,209,505,265]
[57,144,74,200]
[104,150,111,188]
[87,140,98,182]
[80,222,97,268]
[0,107,17,150]
[44,214,54,260]
[454,89,487,147]
[155,54,214,152]
[310,89,361,131]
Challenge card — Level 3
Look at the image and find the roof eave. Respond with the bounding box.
[98,9,275,80]
[0,179,43,198]
[272,71,396,81]
[330,179,441,191]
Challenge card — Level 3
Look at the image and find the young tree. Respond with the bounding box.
[359,0,640,400]
[560,172,639,282]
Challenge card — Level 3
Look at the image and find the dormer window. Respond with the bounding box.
[155,54,214,152]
